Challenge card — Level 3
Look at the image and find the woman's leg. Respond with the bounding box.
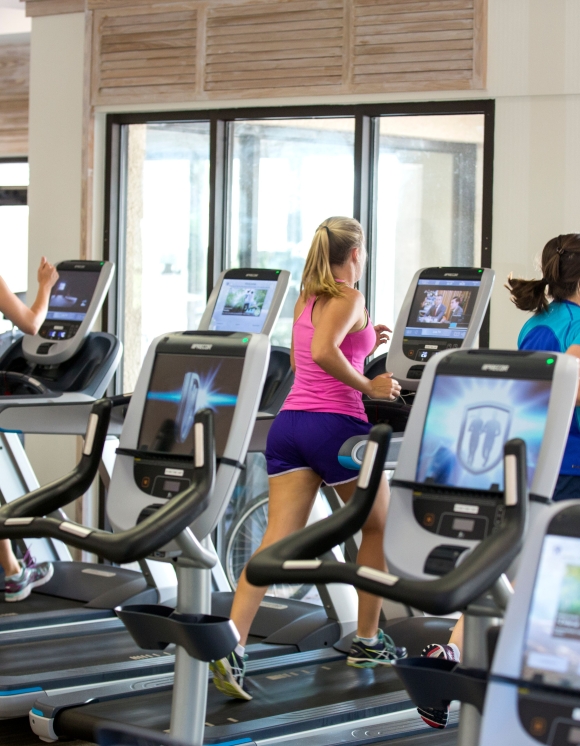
[230,468,322,646]
[0,539,21,577]
[334,473,389,639]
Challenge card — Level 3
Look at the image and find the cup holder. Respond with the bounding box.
[392,656,488,713]
[116,604,239,662]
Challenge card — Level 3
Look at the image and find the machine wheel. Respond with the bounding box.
[225,495,312,601]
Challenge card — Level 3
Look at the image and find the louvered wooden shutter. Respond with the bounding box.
[91,3,198,105]
[0,43,29,156]
[84,0,486,105]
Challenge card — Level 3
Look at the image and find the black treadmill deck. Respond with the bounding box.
[56,657,419,744]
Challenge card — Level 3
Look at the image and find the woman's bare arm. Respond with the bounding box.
[0,258,59,335]
[311,289,400,400]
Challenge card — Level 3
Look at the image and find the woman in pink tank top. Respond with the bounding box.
[211,217,405,699]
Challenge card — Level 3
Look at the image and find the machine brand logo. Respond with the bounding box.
[457,403,512,474]
[481,364,509,372]
[245,273,258,277]
[444,273,458,276]
[74,265,85,269]
[191,344,212,350]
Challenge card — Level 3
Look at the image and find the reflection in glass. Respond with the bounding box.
[372,114,484,344]
[228,119,355,347]
[122,122,210,391]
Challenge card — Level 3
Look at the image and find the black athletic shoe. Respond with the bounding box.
[347,629,407,668]
[210,650,252,700]
[417,643,461,729]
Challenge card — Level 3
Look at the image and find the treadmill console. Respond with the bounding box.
[386,348,578,580]
[22,260,114,365]
[107,330,270,548]
[199,268,290,337]
[387,267,495,390]
[134,334,247,500]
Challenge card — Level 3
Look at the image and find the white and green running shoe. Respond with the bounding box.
[347,629,407,668]
[210,650,252,700]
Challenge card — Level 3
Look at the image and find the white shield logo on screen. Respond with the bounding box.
[457,403,512,474]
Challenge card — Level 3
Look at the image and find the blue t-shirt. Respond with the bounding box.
[518,300,580,475]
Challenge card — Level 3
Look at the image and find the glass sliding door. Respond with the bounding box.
[227,118,355,348]
[120,122,210,392]
[371,114,485,343]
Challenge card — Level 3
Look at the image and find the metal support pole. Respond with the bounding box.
[169,534,215,746]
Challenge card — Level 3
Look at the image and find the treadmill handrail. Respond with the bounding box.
[0,397,112,519]
[246,437,528,617]
[0,409,216,565]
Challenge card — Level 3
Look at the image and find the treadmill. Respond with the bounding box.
[0,270,288,719]
[33,347,577,745]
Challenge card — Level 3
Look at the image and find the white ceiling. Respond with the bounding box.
[0,1,25,9]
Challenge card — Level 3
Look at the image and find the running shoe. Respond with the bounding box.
[347,629,407,668]
[417,643,461,729]
[210,650,252,700]
[5,559,54,602]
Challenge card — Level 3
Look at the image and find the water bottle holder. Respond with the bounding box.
[392,656,488,713]
[116,604,239,662]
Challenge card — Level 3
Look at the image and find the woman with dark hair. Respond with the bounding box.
[507,233,580,501]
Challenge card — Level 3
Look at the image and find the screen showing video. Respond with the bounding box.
[416,375,551,491]
[522,534,580,692]
[210,278,277,334]
[45,270,100,323]
[405,279,481,341]
[138,353,244,458]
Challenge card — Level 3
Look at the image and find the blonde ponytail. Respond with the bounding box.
[300,217,364,300]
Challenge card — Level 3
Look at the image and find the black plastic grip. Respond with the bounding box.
[246,437,528,617]
[0,397,113,519]
[0,409,215,565]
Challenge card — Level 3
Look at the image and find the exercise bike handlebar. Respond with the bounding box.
[0,397,113,520]
[246,431,528,617]
[0,409,215,565]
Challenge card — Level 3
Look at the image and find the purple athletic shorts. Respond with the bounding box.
[265,410,372,486]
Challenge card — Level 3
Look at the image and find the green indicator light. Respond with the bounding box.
[546,358,555,365]
[242,337,249,343]
[100,261,104,265]
[276,270,280,274]
[478,269,483,273]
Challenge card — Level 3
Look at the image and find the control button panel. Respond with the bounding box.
[413,493,502,540]
[39,321,81,340]
[519,689,580,744]
[402,337,461,362]
[134,458,193,499]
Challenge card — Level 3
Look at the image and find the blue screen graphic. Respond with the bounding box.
[138,353,242,458]
[416,375,551,491]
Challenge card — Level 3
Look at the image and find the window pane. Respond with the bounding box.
[372,114,485,342]
[0,204,28,296]
[228,119,355,348]
[122,122,210,391]
[0,162,29,187]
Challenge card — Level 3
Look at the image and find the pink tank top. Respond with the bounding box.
[282,294,376,420]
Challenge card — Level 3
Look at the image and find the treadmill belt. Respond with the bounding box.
[0,592,85,618]
[0,629,172,678]
[57,658,415,744]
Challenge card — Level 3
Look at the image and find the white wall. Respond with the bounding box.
[25,12,85,489]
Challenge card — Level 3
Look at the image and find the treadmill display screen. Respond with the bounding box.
[522,534,580,691]
[45,270,100,323]
[138,353,244,458]
[416,374,551,491]
[210,278,278,333]
[405,279,481,341]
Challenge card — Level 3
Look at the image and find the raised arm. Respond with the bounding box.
[0,257,58,335]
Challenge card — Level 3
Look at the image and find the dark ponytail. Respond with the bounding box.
[506,234,580,313]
